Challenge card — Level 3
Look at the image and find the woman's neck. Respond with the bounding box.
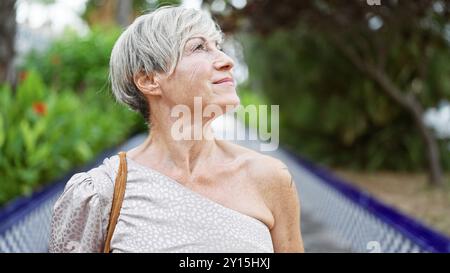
[133,104,219,177]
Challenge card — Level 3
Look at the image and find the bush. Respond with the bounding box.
[22,26,121,93]
[0,70,142,205]
[241,29,450,172]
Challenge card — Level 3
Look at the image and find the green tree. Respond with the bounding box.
[0,0,17,85]
[83,0,180,27]
[206,0,450,186]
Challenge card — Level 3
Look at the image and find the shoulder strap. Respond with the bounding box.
[103,151,127,253]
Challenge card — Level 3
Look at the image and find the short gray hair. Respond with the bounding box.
[109,5,224,125]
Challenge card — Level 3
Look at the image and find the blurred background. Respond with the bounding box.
[0,0,449,252]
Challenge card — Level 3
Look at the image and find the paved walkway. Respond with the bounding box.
[119,114,351,252]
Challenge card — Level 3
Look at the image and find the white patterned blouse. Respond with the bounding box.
[48,154,274,253]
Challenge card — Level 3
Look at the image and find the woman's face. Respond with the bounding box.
[158,35,240,114]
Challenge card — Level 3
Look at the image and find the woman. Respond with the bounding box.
[49,5,304,253]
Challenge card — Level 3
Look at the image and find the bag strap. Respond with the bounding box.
[103,151,127,253]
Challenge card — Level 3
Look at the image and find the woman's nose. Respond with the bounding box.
[214,51,234,71]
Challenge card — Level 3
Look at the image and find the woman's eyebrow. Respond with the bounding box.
[184,37,205,50]
[184,37,221,51]
[186,36,206,44]
[186,36,220,45]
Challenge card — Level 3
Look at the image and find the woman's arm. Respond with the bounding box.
[257,158,305,252]
[270,170,304,252]
[49,172,108,253]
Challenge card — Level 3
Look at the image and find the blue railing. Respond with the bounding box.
[0,145,122,252]
[282,146,450,253]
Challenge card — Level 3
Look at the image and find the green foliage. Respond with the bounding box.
[241,27,450,172]
[82,0,181,25]
[0,71,142,205]
[237,87,274,137]
[1,26,149,205]
[21,25,147,130]
[22,26,121,93]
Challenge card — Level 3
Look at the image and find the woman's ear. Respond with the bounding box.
[133,71,161,96]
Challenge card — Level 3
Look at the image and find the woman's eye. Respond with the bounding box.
[193,42,224,53]
[194,43,206,51]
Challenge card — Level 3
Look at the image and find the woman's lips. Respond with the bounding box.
[213,78,234,85]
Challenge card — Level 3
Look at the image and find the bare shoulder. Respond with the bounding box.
[222,141,296,203]
[234,148,303,252]
[247,153,296,200]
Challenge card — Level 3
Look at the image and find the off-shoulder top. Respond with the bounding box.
[48,154,274,253]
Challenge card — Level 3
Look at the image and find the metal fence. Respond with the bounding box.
[0,182,64,252]
[284,148,450,253]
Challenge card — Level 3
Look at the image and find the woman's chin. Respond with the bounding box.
[216,94,240,111]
